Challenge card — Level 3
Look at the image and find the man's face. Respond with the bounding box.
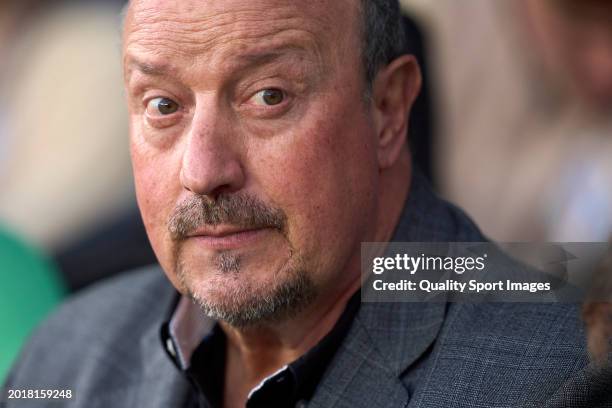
[123,0,380,325]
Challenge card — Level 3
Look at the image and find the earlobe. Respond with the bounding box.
[373,55,422,169]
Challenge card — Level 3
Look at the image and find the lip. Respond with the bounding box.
[185,226,270,250]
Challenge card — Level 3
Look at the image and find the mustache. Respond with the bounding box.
[167,193,287,240]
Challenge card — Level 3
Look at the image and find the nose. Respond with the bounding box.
[179,101,245,198]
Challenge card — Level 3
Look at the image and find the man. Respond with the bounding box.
[1,1,600,407]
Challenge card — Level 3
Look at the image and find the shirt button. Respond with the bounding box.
[166,338,177,358]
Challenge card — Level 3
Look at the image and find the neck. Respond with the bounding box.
[221,148,412,405]
[221,277,360,407]
[375,146,412,241]
[221,274,359,372]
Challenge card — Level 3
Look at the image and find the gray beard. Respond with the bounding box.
[178,252,317,328]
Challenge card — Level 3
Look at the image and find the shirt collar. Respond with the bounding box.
[162,295,215,370]
[160,291,360,407]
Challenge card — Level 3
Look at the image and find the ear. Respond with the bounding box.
[371,55,422,169]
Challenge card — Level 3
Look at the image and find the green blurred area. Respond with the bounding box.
[0,227,66,384]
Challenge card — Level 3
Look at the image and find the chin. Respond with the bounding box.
[176,250,317,327]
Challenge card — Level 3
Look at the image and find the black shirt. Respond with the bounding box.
[161,292,360,408]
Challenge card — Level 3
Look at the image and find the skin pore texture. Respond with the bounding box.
[123,0,421,406]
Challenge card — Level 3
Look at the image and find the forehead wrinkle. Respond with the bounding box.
[124,0,360,91]
[126,30,324,87]
[124,45,317,88]
[124,0,344,65]
[126,3,323,53]
[214,35,324,75]
[128,28,321,69]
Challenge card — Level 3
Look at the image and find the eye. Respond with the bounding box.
[146,97,180,116]
[252,88,285,106]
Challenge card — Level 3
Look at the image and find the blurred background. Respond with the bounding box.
[404,0,612,243]
[0,0,145,382]
[0,0,611,382]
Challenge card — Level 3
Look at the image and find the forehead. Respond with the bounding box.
[123,0,361,71]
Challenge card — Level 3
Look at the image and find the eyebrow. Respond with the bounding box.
[127,60,175,77]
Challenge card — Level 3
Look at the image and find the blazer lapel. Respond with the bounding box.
[94,353,192,408]
[132,301,193,408]
[307,313,410,408]
[87,276,193,408]
[308,300,446,408]
[133,323,193,408]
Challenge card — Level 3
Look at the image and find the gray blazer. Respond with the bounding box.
[2,172,607,407]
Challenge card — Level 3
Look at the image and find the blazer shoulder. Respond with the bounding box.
[445,301,587,347]
[47,265,173,335]
[3,266,176,394]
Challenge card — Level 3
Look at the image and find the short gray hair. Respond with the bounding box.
[360,0,407,87]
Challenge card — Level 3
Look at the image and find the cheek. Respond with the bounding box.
[130,131,181,274]
[256,99,379,270]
